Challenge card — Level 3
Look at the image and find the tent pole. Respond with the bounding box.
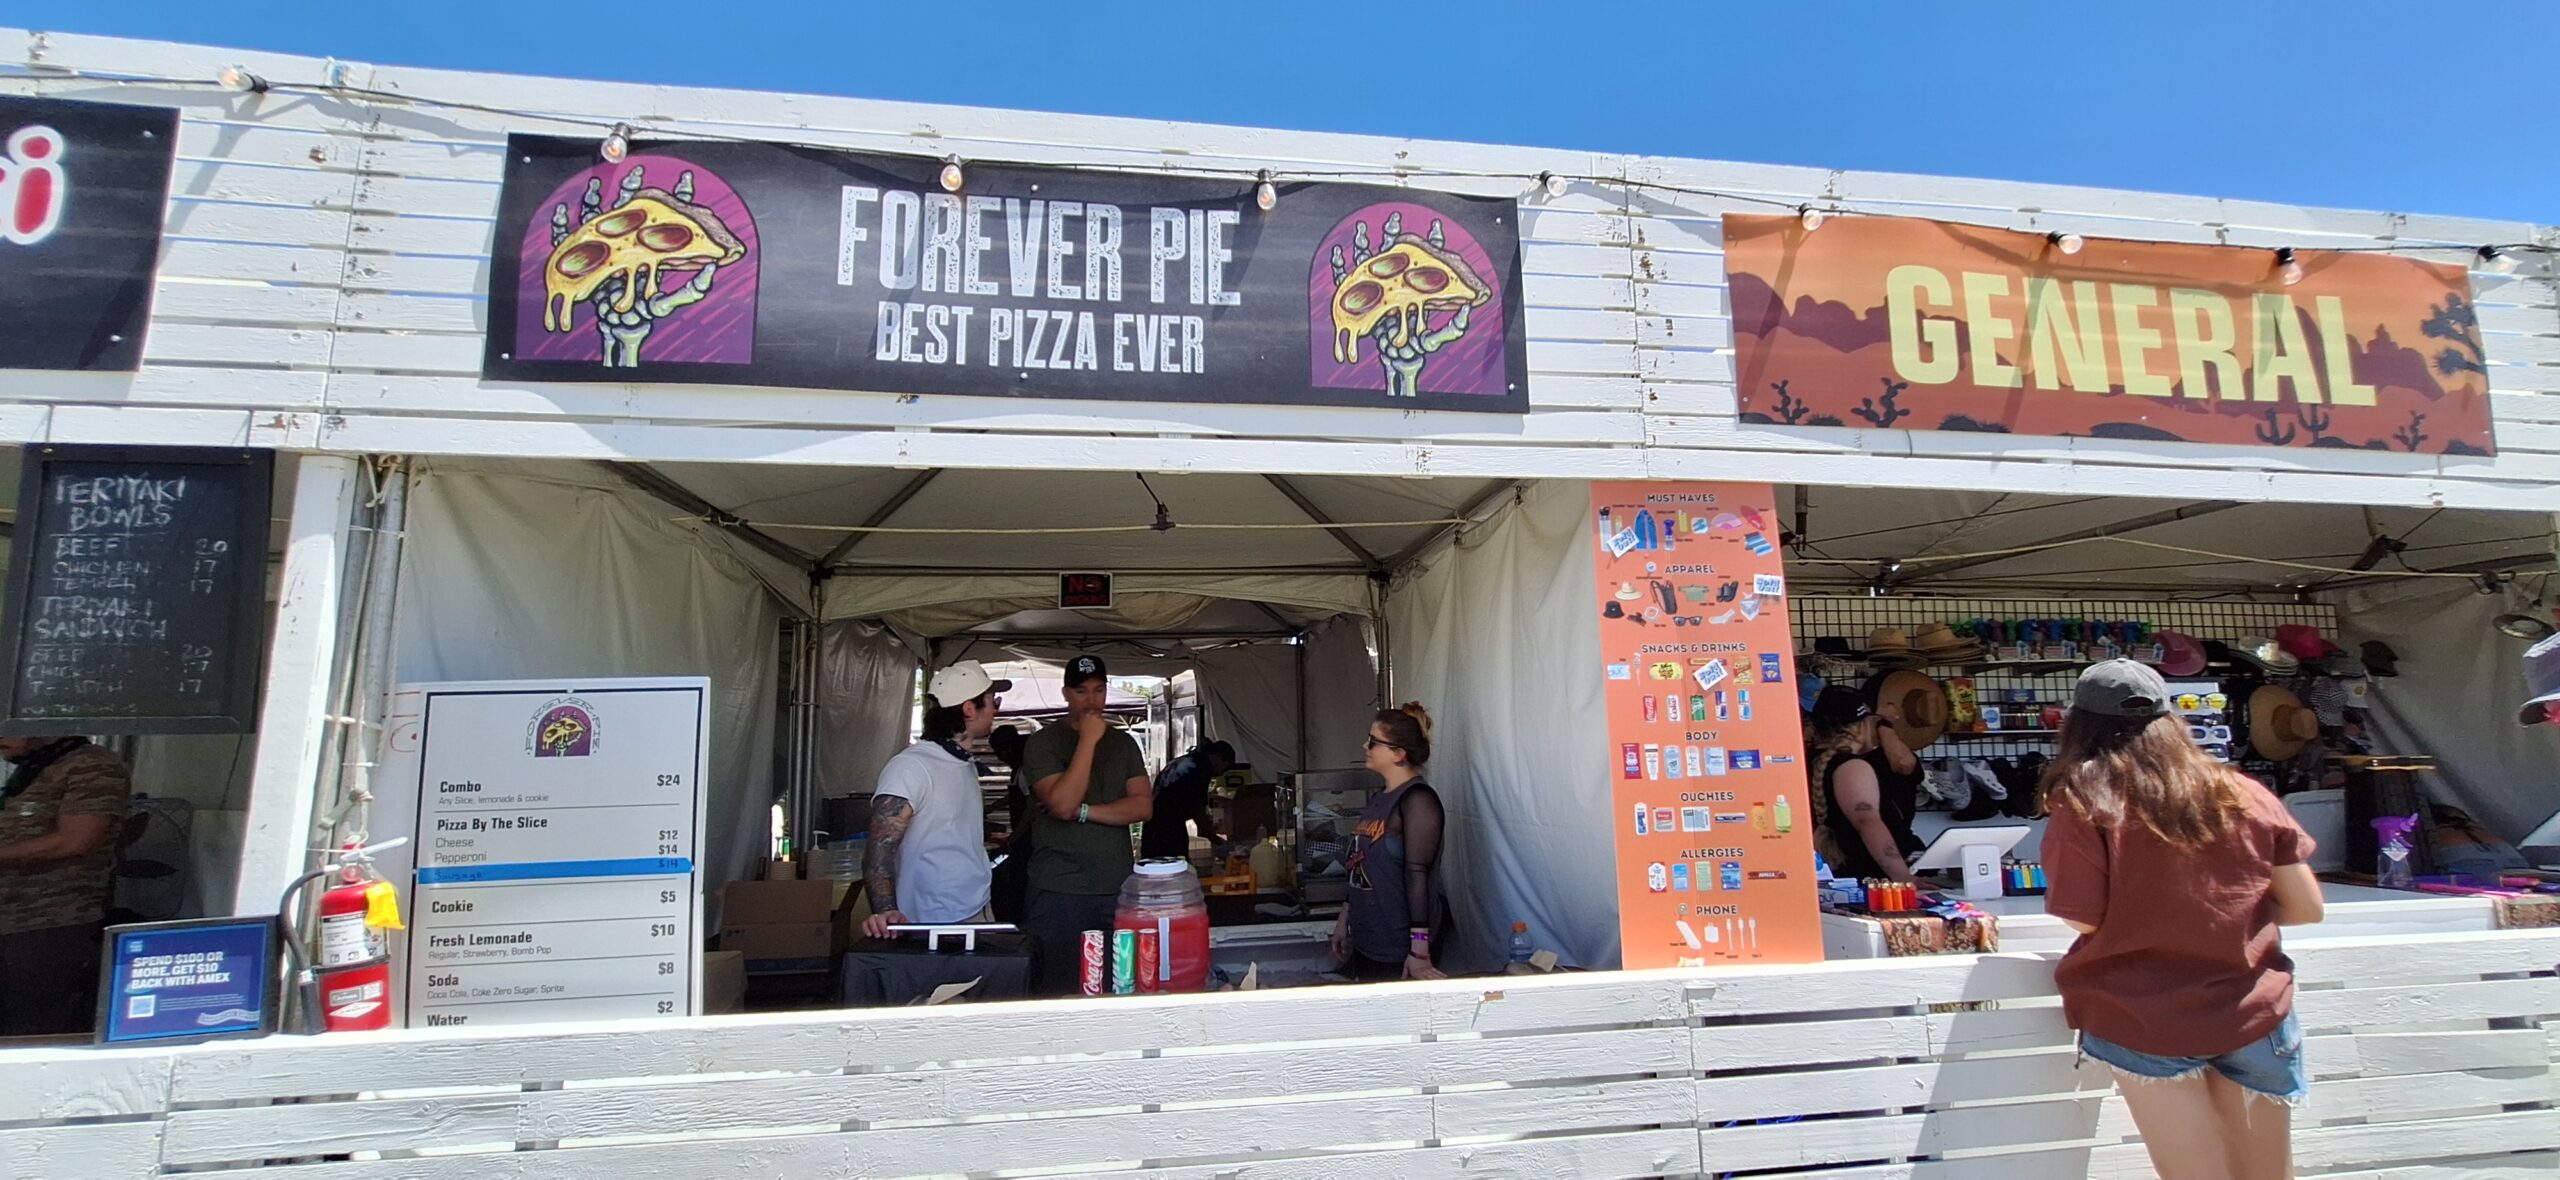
[1295,634,1309,773]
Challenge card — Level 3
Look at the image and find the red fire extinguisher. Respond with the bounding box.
[313,853,394,1032]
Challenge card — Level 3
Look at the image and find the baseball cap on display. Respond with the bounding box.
[1064,655,1109,688]
[925,660,1011,706]
[2073,659,2171,719]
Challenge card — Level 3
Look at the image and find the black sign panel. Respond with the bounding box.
[0,97,178,372]
[485,135,1528,413]
[0,446,272,734]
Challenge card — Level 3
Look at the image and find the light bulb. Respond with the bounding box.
[1799,206,1827,231]
[2479,246,2519,275]
[1540,171,1567,199]
[1254,171,1276,212]
[2275,247,2304,286]
[218,66,270,94]
[939,156,964,193]
[598,123,633,165]
[2051,232,2085,255]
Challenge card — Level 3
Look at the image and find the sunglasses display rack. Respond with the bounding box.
[1791,596,2341,807]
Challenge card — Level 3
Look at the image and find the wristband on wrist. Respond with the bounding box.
[1077,802,1091,824]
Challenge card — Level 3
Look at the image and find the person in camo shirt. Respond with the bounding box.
[0,734,131,1037]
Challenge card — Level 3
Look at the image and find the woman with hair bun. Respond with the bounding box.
[1331,702,1449,981]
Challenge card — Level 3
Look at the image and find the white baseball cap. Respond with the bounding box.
[927,660,1011,706]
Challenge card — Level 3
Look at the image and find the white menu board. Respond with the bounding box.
[396,678,708,1028]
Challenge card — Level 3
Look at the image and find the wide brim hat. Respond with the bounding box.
[2153,630,2208,677]
[2361,639,2401,676]
[1909,622,1982,661]
[2231,636,2303,676]
[2274,624,2345,664]
[1873,669,1951,752]
[2249,685,2322,760]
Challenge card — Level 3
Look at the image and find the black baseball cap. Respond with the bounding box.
[1064,655,1108,688]
[2073,659,2170,718]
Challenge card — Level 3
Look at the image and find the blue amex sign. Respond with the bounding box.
[98,916,278,1044]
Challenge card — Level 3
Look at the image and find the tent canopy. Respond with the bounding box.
[1777,487,2551,595]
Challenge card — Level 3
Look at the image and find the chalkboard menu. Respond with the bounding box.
[0,446,272,733]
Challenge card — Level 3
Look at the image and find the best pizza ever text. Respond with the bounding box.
[1884,267,2383,404]
[839,187,1241,375]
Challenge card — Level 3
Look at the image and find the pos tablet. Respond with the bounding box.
[1911,824,2034,901]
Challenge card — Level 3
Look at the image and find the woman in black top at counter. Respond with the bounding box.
[1331,703,1448,981]
[1806,686,1921,883]
[1859,673,1929,823]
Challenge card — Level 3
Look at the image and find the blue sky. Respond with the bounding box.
[24,1,2555,224]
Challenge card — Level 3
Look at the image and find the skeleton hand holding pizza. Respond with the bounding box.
[542,164,748,367]
[1326,210,1491,398]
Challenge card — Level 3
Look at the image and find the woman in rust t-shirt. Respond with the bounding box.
[2042,660,2327,1180]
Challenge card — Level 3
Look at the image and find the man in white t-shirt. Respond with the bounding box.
[861,660,1011,937]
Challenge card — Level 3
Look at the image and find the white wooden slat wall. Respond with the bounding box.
[2,30,2556,510]
[0,927,2549,1178]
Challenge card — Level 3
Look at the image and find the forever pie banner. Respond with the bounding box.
[483,135,1528,413]
[1725,213,2496,454]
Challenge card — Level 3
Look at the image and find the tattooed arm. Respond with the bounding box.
[1832,759,1915,883]
[860,794,915,937]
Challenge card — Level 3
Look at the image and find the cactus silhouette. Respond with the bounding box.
[2393,411,2429,452]
[2254,408,2298,447]
[2295,401,2332,441]
[1852,378,1911,428]
[1769,380,1810,424]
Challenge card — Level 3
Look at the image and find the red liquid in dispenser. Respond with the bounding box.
[1115,859,1212,993]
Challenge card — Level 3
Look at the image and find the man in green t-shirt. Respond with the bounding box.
[1021,655,1153,995]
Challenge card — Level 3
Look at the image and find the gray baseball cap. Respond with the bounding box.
[2074,659,2171,719]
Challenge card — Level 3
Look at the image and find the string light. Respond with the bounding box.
[1254,170,1276,212]
[2049,232,2085,255]
[939,155,965,193]
[598,123,633,164]
[113,69,2560,281]
[1799,205,1828,231]
[2275,247,2305,286]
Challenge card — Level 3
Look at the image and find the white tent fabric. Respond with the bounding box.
[394,463,787,888]
[813,620,920,800]
[822,573,1374,627]
[1192,618,1380,784]
[2337,578,2560,841]
[1388,480,1613,972]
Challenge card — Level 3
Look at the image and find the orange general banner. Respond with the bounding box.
[1726,213,2495,455]
[1591,481,1820,969]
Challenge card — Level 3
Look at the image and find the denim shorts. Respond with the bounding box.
[2079,1011,2307,1104]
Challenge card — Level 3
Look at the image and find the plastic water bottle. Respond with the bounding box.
[1508,922,1534,963]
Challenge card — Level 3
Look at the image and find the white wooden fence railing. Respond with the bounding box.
[3,928,2552,1179]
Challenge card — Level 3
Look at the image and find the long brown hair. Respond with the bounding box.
[2041,710,2250,848]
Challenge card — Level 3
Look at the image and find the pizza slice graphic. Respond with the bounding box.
[542,188,746,332]
[1327,233,1492,363]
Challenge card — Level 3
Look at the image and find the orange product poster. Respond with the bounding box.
[1724,213,2493,454]
[1590,481,1820,969]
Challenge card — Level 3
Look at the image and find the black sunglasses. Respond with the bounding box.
[1363,736,1404,752]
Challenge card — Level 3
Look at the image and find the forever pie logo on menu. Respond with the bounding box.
[513,156,761,368]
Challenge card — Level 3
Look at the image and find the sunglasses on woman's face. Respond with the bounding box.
[1364,736,1403,752]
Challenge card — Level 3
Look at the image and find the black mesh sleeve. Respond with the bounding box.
[1397,785,1444,929]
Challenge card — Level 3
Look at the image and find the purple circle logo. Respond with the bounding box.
[1308,201,1508,400]
[528,699,599,758]
[511,154,760,368]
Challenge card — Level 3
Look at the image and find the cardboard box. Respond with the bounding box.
[702,950,746,1015]
[721,878,834,925]
[717,922,833,965]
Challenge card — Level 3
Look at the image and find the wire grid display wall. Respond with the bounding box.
[1791,596,2339,795]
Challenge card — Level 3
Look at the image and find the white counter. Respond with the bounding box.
[1823,881,2497,959]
